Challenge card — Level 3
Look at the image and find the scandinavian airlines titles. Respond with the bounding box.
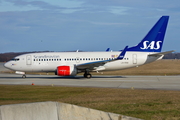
[140,41,162,50]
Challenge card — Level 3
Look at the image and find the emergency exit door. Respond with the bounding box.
[132,54,137,64]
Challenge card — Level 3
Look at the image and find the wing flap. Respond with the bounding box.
[77,60,108,70]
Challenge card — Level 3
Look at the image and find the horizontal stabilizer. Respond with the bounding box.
[148,50,174,57]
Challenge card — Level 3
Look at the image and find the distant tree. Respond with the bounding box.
[0,51,50,62]
[163,53,180,59]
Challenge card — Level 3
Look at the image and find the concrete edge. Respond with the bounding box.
[0,101,142,120]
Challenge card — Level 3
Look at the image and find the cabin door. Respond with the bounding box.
[26,55,32,65]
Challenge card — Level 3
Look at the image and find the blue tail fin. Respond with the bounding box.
[127,16,169,52]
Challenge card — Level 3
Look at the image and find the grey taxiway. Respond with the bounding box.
[0,63,180,90]
[0,73,180,90]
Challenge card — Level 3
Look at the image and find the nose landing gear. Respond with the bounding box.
[15,71,26,79]
[22,75,26,79]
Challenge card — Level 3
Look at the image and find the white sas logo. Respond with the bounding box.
[140,41,162,50]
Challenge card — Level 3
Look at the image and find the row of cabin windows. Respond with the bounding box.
[64,58,130,61]
[33,58,129,62]
[34,59,61,61]
[65,58,112,61]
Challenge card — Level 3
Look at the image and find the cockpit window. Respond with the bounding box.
[11,58,20,61]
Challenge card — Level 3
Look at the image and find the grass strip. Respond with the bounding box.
[0,85,180,119]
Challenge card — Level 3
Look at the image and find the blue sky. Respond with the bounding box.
[0,0,180,53]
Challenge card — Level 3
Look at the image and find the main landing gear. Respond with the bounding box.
[84,70,92,79]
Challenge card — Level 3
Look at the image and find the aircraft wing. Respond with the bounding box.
[77,46,128,71]
[76,60,109,70]
[148,50,174,57]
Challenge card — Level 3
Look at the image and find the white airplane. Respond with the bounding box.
[4,16,173,78]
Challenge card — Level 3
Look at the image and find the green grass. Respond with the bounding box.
[1,85,180,120]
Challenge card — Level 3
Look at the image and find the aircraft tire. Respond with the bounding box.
[22,75,26,79]
[84,73,92,78]
[83,74,86,78]
[86,74,92,79]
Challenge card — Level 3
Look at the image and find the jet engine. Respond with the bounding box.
[56,65,77,76]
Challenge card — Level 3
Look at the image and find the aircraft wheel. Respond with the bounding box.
[83,74,86,78]
[86,74,92,79]
[22,75,26,79]
[84,74,92,79]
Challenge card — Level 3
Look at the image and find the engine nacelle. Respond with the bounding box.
[56,65,77,76]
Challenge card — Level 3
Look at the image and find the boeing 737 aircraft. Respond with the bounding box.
[4,16,173,78]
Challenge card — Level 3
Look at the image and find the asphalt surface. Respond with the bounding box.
[1,63,180,90]
[0,63,9,71]
[0,73,180,90]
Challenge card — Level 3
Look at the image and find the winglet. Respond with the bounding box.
[106,48,110,52]
[117,46,128,60]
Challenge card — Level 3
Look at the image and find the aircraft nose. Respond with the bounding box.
[4,62,10,69]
